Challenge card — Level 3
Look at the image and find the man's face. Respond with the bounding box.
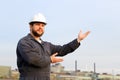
[30,22,46,37]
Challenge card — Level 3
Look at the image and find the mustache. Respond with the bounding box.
[37,29,43,31]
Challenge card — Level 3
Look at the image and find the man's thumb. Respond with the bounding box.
[53,53,58,57]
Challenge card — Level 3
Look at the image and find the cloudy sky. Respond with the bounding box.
[0,0,120,74]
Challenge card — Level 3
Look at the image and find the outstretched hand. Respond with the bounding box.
[77,30,90,42]
[50,53,63,63]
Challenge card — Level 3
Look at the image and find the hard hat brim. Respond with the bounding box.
[29,21,47,25]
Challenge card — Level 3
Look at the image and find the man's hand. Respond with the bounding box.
[50,53,63,63]
[77,30,90,42]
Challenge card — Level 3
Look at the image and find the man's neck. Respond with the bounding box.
[30,33,40,41]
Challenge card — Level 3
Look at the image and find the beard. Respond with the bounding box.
[31,29,44,37]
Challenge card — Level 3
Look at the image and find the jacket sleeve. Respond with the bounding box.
[17,40,51,68]
[50,39,80,56]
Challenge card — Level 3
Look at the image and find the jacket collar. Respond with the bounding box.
[27,33,44,44]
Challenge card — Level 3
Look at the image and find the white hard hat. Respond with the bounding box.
[29,13,47,25]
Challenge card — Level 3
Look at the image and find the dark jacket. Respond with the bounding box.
[16,34,80,80]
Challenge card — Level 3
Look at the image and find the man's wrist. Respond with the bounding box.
[77,38,81,43]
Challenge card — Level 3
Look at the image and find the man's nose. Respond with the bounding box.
[39,25,43,29]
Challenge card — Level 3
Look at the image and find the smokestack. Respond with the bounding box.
[94,62,96,74]
[93,62,98,80]
[75,60,77,72]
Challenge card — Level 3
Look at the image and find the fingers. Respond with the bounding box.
[80,30,82,34]
[54,57,63,63]
[85,31,90,36]
[86,31,90,34]
[80,30,90,35]
[51,57,63,63]
[77,30,90,42]
[51,53,63,63]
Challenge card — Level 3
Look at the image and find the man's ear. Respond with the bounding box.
[29,25,32,31]
[29,25,32,28]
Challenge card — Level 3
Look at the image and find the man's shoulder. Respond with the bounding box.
[18,34,33,43]
[22,33,33,39]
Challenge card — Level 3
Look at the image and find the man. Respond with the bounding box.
[16,13,90,80]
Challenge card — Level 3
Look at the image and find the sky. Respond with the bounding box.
[0,0,120,74]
